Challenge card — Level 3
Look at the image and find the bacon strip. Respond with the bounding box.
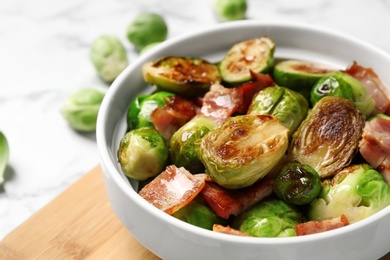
[213,224,252,237]
[139,165,208,214]
[200,177,273,219]
[295,215,349,236]
[343,61,390,115]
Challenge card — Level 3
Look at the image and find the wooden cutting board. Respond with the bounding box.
[0,166,389,260]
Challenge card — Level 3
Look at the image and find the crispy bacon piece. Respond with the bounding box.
[200,177,273,219]
[151,96,198,139]
[295,215,349,236]
[359,117,390,185]
[343,61,390,115]
[213,224,252,237]
[139,165,209,215]
[198,72,275,124]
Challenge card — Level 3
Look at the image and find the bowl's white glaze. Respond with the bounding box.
[97,20,390,260]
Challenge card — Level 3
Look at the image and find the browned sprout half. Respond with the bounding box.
[289,96,365,179]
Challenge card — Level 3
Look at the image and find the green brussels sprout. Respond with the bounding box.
[170,117,218,174]
[273,161,321,205]
[310,71,375,117]
[196,114,289,189]
[61,88,105,132]
[126,91,175,131]
[309,164,390,224]
[233,200,305,237]
[0,131,9,185]
[126,13,168,51]
[248,86,309,137]
[90,35,128,84]
[173,197,227,230]
[117,127,169,181]
[219,37,275,85]
[213,0,247,22]
[290,96,365,179]
[273,59,335,100]
[143,56,221,97]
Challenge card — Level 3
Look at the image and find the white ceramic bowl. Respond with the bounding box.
[97,20,390,260]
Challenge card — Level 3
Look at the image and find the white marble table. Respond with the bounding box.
[1,0,390,240]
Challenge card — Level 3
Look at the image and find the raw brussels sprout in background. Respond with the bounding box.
[90,35,129,84]
[310,71,375,117]
[170,117,218,174]
[127,13,168,51]
[213,0,247,22]
[61,88,105,132]
[273,161,321,205]
[233,200,305,237]
[117,127,169,181]
[0,131,9,185]
[248,86,309,137]
[309,164,390,223]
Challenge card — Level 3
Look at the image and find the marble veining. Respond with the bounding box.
[1,0,390,239]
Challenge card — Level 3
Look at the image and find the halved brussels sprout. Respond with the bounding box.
[118,127,168,181]
[143,56,221,97]
[289,96,365,179]
[273,59,335,99]
[170,117,218,174]
[196,114,289,189]
[272,161,321,205]
[247,86,309,137]
[311,71,375,117]
[218,37,275,85]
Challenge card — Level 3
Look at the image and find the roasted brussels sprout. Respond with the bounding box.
[309,164,390,223]
[218,37,275,85]
[126,13,168,51]
[143,56,221,97]
[233,200,305,237]
[311,71,375,117]
[170,117,218,173]
[173,197,227,230]
[273,161,321,205]
[273,59,335,99]
[117,127,169,181]
[213,0,247,22]
[61,88,105,132]
[126,91,175,131]
[248,86,309,137]
[290,96,365,179]
[196,114,289,189]
[90,35,128,84]
[0,131,9,185]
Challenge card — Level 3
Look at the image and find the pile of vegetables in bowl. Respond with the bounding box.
[116,36,390,238]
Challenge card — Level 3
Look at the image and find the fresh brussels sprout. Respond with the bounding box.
[61,88,105,132]
[170,117,218,174]
[196,114,289,189]
[90,35,128,84]
[273,161,321,205]
[0,131,9,185]
[143,56,221,97]
[290,96,365,179]
[117,127,168,181]
[213,0,247,22]
[219,37,275,85]
[310,71,375,117]
[273,60,335,100]
[126,13,168,51]
[233,200,305,237]
[173,197,227,230]
[126,91,175,131]
[247,86,309,137]
[309,164,390,223]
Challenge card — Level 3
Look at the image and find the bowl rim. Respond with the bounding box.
[96,19,390,245]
